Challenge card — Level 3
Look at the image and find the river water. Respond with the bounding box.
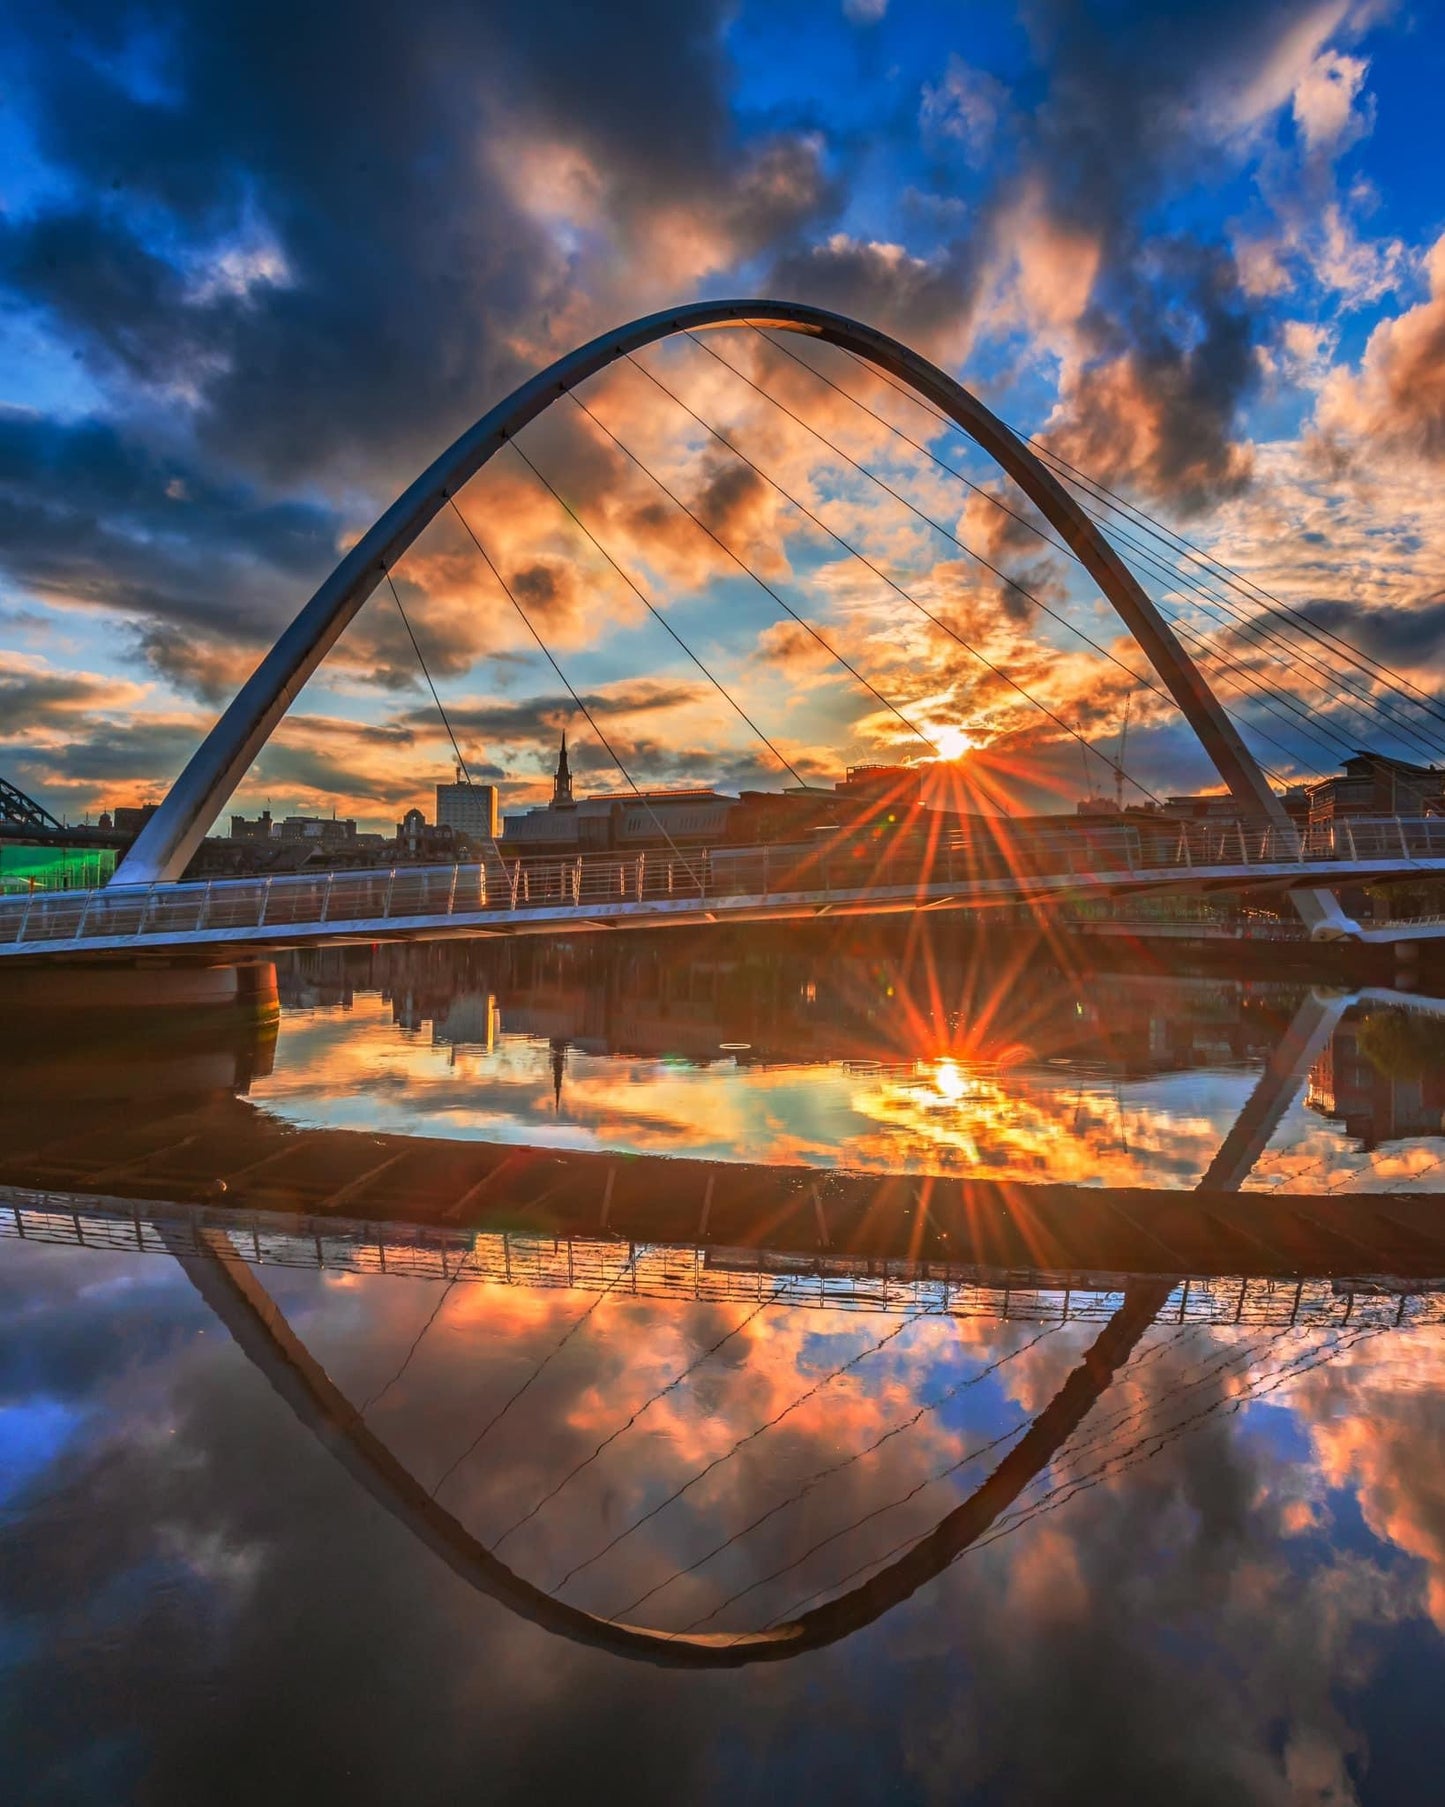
[3,923,1444,1803]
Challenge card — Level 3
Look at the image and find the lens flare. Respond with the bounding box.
[930,724,975,762]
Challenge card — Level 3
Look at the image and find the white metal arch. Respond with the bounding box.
[115,299,1351,935]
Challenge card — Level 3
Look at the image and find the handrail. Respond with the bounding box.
[4,815,1445,951]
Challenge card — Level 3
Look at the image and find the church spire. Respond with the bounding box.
[552,729,573,807]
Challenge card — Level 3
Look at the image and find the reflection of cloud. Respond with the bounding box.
[5,1225,1444,1799]
[253,987,1425,1194]
[1294,1333,1445,1630]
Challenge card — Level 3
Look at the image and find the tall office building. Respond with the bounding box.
[436,780,499,841]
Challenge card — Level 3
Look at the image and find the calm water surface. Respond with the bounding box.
[3,925,1444,1803]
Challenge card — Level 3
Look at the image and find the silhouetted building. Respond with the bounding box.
[279,815,357,846]
[113,803,159,836]
[1308,752,1445,825]
[395,808,458,860]
[501,734,736,854]
[1308,1018,1445,1148]
[436,780,499,841]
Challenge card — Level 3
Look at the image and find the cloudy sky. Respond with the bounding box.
[3,0,1444,830]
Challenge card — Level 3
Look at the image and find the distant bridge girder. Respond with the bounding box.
[0,776,62,832]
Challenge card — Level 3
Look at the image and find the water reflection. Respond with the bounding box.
[3,930,1445,1795]
[244,933,1445,1193]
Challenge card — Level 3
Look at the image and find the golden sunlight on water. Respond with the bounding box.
[243,946,1445,1194]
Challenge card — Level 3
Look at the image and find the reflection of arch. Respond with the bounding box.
[168,987,1345,1665]
[113,299,1347,936]
[179,1224,1168,1668]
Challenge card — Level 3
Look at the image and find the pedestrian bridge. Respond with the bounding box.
[5,813,1445,958]
[16,297,1445,958]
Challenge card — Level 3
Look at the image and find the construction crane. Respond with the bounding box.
[1112,695,1132,812]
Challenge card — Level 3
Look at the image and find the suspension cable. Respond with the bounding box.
[729,330,1327,785]
[564,390,943,764]
[673,337,1172,772]
[1032,436,1445,730]
[616,353,1164,806]
[793,326,1445,740]
[385,569,477,787]
[757,327,1445,767]
[1034,477,1426,761]
[745,330,1389,777]
[504,437,809,788]
[446,497,706,884]
[1029,446,1445,765]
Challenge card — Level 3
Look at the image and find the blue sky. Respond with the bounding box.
[3,0,1444,830]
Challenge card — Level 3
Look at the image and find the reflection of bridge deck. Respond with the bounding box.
[8,1187,1443,1331]
[8,814,1445,959]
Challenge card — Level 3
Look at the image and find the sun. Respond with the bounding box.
[930,723,975,762]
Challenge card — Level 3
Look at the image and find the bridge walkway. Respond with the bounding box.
[6,816,1445,958]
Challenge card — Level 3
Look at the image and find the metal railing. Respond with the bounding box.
[6,1190,1441,1329]
[3,816,1444,952]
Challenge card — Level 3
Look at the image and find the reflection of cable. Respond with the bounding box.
[613,1321,1066,1621]
[756,1323,1380,1635]
[977,1322,1385,1546]
[495,1295,775,1549]
[686,1322,1204,1631]
[361,1251,475,1415]
[552,1304,941,1592]
[430,1253,637,1500]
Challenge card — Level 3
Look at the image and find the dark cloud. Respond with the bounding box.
[0,407,340,653]
[0,717,204,794]
[252,743,422,810]
[0,0,1422,812]
[2,0,830,490]
[129,624,260,706]
[0,668,124,730]
[1286,593,1445,669]
[767,237,983,362]
[424,681,706,742]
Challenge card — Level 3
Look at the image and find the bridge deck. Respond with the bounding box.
[5,816,1445,957]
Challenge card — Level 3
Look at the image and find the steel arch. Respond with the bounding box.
[114,299,1350,936]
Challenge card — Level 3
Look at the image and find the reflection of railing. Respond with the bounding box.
[4,815,1445,953]
[7,1190,1442,1330]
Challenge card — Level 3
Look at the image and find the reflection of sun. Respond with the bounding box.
[931,723,975,762]
[934,1058,967,1102]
